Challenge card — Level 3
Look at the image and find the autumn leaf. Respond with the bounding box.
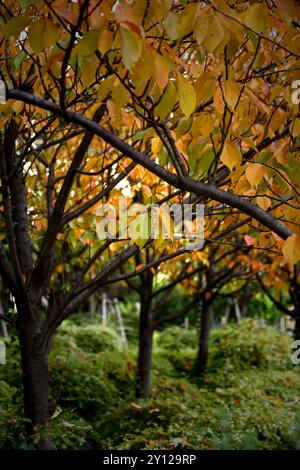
[194,14,209,47]
[78,30,100,57]
[274,0,300,25]
[119,27,142,70]
[224,80,242,112]
[257,196,271,211]
[282,232,300,266]
[151,136,162,154]
[128,212,151,248]
[28,20,44,53]
[244,235,255,246]
[153,53,169,91]
[3,15,29,38]
[43,20,60,48]
[203,14,225,52]
[220,142,242,171]
[177,75,196,118]
[244,3,268,33]
[98,30,114,55]
[245,163,266,187]
[156,82,177,119]
[163,11,179,40]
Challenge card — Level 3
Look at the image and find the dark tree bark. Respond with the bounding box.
[0,297,7,337]
[294,305,300,341]
[194,299,213,376]
[18,308,53,450]
[240,284,251,318]
[136,298,153,400]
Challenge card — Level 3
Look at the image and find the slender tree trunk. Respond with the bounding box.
[136,299,153,400]
[294,311,300,341]
[18,313,53,449]
[0,297,8,337]
[240,284,251,318]
[194,300,213,376]
[0,320,7,337]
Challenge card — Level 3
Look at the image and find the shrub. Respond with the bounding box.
[208,319,291,371]
[56,323,123,353]
[155,326,197,351]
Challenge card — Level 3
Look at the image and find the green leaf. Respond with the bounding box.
[28,19,44,52]
[133,128,152,143]
[129,212,151,248]
[43,19,60,48]
[20,0,31,9]
[189,146,215,179]
[156,82,177,119]
[14,51,27,70]
[177,75,196,118]
[158,146,169,166]
[119,27,142,70]
[3,15,28,38]
[78,30,100,57]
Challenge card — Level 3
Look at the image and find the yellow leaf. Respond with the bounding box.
[194,72,216,103]
[282,232,300,266]
[128,212,151,248]
[214,85,225,115]
[152,0,172,22]
[244,4,268,33]
[151,137,162,154]
[81,58,97,88]
[194,13,209,46]
[151,205,174,242]
[224,80,242,112]
[119,27,142,70]
[43,19,60,48]
[198,114,214,138]
[257,196,271,210]
[156,82,177,119]
[98,30,114,55]
[177,75,196,118]
[28,20,44,53]
[153,53,169,91]
[98,75,116,101]
[163,11,179,40]
[245,163,266,187]
[112,81,130,108]
[220,141,242,171]
[292,118,300,138]
[203,15,225,52]
[115,3,141,32]
[274,0,300,25]
[89,0,111,29]
[78,29,100,57]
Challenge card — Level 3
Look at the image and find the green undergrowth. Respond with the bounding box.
[0,319,299,449]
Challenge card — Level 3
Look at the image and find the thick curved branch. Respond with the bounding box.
[6,89,292,240]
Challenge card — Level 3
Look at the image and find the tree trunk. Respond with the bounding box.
[194,300,213,376]
[18,315,53,449]
[240,284,251,318]
[0,297,8,337]
[136,299,153,400]
[294,312,300,341]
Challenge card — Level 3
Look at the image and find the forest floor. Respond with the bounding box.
[1,318,300,449]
